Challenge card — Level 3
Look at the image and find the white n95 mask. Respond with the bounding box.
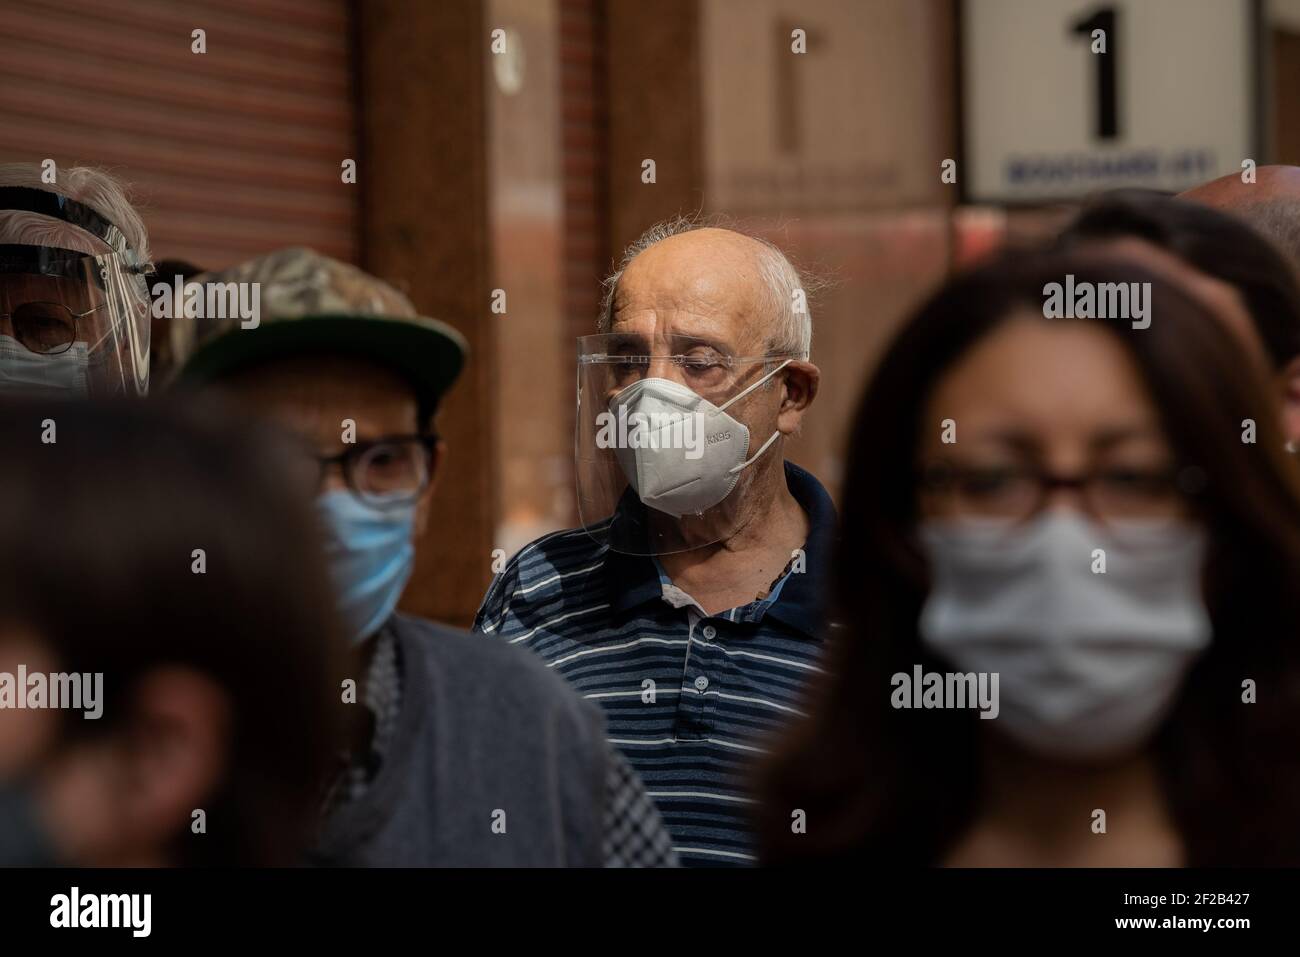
[608,360,790,518]
[918,510,1211,762]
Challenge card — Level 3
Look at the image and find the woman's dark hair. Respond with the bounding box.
[757,250,1300,866]
[1057,189,1300,368]
[0,397,347,866]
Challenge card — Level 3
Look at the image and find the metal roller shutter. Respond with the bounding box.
[0,0,358,269]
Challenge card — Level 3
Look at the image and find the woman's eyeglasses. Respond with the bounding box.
[918,461,1196,525]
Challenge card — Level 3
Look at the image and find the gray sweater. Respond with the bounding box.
[313,614,607,867]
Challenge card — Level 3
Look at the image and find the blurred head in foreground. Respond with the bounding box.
[759,251,1300,867]
[0,398,346,865]
[1057,189,1300,443]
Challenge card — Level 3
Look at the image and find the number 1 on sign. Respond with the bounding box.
[1071,5,1118,140]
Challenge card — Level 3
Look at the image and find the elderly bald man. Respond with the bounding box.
[475,219,834,866]
[1180,166,1300,443]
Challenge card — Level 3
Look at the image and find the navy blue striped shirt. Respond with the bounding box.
[473,462,835,866]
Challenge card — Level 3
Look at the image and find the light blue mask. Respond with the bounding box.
[315,489,417,645]
[0,334,89,396]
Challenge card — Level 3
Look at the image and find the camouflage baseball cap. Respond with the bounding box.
[172,247,466,414]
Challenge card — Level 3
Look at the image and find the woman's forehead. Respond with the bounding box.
[924,316,1163,439]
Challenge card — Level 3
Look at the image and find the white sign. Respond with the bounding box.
[962,0,1259,202]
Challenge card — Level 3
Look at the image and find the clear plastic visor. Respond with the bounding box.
[0,244,150,397]
[575,332,801,555]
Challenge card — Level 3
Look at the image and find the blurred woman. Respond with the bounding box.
[0,398,347,866]
[758,252,1300,866]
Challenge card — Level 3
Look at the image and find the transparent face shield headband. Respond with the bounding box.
[0,187,146,268]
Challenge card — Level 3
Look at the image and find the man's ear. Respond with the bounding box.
[1281,357,1300,447]
[777,360,820,436]
[414,438,446,537]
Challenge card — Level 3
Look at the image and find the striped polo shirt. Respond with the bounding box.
[473,462,835,866]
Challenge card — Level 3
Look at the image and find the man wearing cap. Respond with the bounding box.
[175,247,675,867]
[0,163,152,397]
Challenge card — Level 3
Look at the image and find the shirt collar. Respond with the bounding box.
[605,461,837,638]
[760,461,836,638]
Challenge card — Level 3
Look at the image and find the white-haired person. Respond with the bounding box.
[474,219,834,866]
[0,163,152,397]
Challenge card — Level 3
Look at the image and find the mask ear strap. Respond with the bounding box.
[728,428,782,474]
[717,358,792,413]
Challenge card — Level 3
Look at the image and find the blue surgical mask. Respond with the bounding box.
[0,334,89,396]
[315,490,417,645]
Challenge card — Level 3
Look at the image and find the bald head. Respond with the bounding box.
[1180,165,1300,211]
[600,218,812,357]
[611,227,779,356]
[1180,166,1300,272]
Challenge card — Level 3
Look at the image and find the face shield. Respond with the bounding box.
[0,187,150,398]
[576,332,802,555]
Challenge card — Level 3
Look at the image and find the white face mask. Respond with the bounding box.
[918,510,1211,762]
[0,335,89,396]
[608,360,790,518]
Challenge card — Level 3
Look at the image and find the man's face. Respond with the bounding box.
[0,622,233,867]
[608,228,819,443]
[219,355,440,533]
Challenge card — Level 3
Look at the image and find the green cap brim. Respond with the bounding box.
[174,314,468,413]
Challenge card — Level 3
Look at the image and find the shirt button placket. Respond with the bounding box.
[676,612,711,739]
[691,621,720,734]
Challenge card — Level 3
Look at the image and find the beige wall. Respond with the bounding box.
[488,0,573,557]
[700,0,958,501]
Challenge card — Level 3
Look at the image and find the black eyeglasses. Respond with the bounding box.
[0,301,107,355]
[308,435,439,508]
[918,461,1197,526]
